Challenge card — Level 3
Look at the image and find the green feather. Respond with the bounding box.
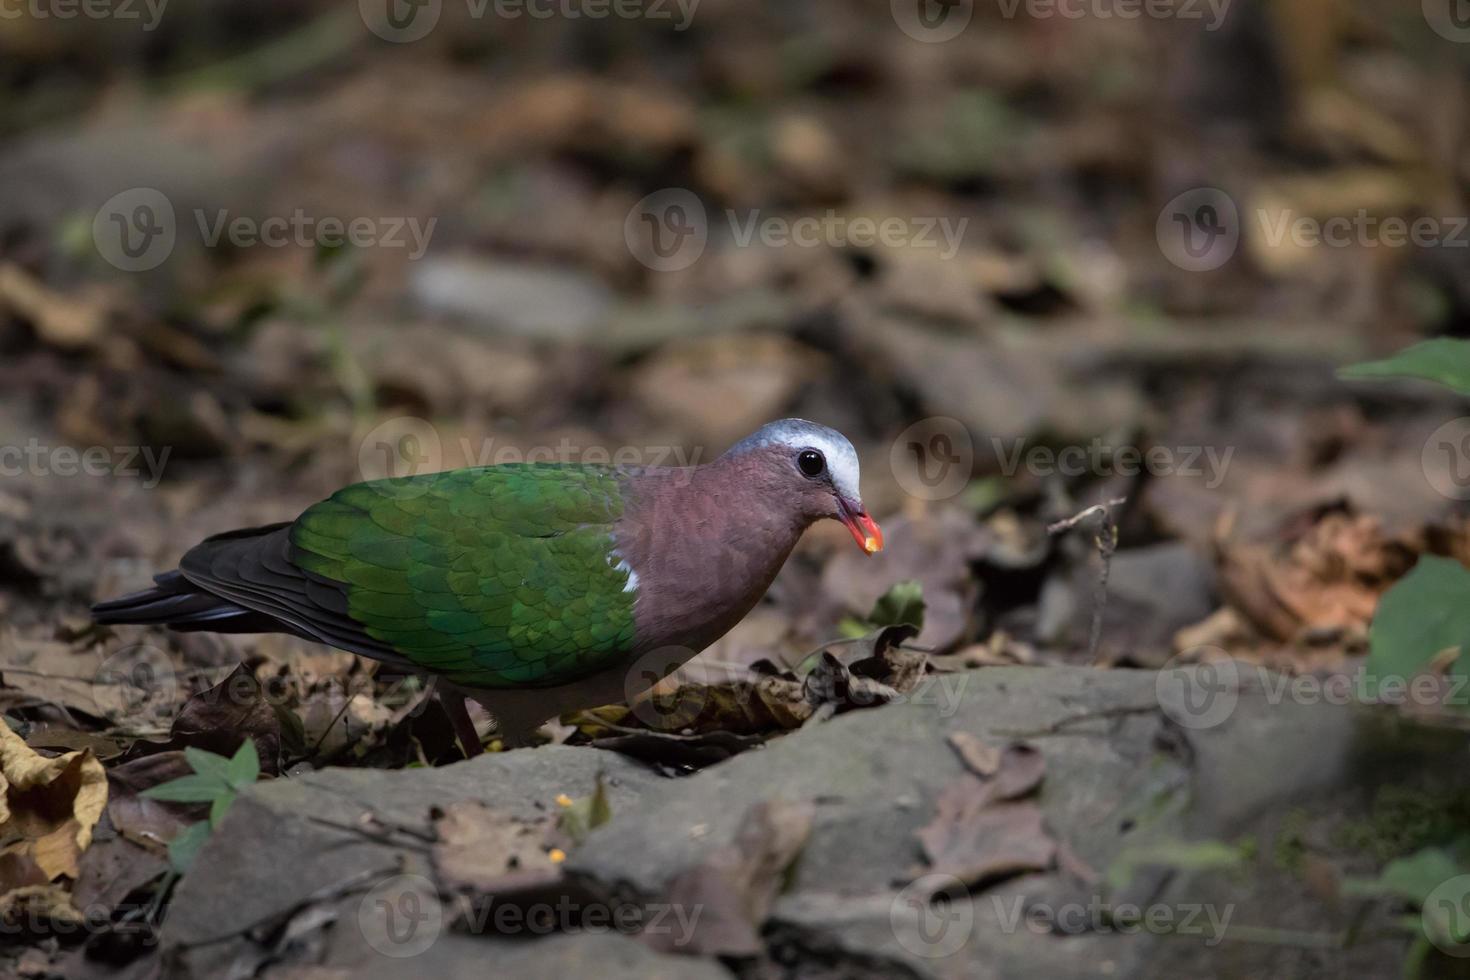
[290,464,636,687]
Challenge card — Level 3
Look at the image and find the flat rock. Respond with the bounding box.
[162,667,1460,978]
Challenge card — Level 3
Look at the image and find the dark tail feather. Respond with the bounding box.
[92,570,288,634]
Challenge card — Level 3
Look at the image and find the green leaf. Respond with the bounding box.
[209,789,237,828]
[183,747,233,783]
[838,581,927,637]
[1339,338,1470,396]
[1343,846,1463,903]
[1367,557,1470,701]
[867,580,925,630]
[141,772,231,803]
[557,775,612,845]
[1105,838,1249,891]
[226,738,260,790]
[168,821,212,875]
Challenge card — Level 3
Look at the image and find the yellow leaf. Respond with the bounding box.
[0,722,107,880]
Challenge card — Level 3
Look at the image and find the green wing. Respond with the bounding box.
[289,464,637,687]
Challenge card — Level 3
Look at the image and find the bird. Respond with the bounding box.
[92,419,883,752]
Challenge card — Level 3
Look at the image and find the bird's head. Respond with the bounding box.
[725,419,883,555]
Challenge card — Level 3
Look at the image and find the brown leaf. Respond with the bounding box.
[0,719,108,880]
[645,799,814,956]
[170,664,281,771]
[72,833,168,914]
[991,743,1046,800]
[914,742,1055,889]
[105,752,194,851]
[0,262,108,349]
[430,801,558,897]
[804,624,923,715]
[946,731,1001,777]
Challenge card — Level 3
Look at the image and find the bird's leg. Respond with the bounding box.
[433,681,485,757]
[457,686,551,749]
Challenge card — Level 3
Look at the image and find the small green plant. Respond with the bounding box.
[1343,340,1470,700]
[1344,842,1470,976]
[840,579,925,638]
[142,740,261,873]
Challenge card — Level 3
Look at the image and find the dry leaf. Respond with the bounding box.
[430,801,558,896]
[913,741,1055,888]
[645,799,814,956]
[0,720,107,880]
[946,732,1001,777]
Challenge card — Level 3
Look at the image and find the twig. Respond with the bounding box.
[1047,497,1126,665]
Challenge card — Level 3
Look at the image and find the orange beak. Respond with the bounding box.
[839,505,884,555]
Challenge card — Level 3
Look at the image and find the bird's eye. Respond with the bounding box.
[797,449,826,478]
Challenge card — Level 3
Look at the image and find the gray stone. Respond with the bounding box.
[409,257,612,340]
[162,667,1458,979]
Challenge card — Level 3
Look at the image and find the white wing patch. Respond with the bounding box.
[609,551,640,594]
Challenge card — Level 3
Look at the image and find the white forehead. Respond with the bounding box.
[735,419,863,501]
